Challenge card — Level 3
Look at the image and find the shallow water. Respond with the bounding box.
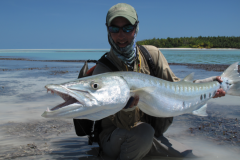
[0,49,108,60]
[0,60,239,159]
[1,49,240,64]
[161,49,240,65]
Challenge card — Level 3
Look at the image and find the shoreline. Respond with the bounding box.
[0,49,110,51]
[0,58,239,73]
[0,58,240,72]
[0,48,239,51]
[0,58,97,63]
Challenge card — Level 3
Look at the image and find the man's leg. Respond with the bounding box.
[147,135,196,157]
[101,122,154,160]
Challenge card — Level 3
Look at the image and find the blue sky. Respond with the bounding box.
[0,0,239,49]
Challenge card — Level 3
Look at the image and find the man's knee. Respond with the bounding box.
[131,122,154,147]
[118,123,154,159]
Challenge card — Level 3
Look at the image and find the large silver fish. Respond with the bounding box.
[42,62,240,120]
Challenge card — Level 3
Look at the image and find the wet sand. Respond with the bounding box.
[169,63,240,73]
[0,59,239,159]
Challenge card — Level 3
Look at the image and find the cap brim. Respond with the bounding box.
[108,14,136,26]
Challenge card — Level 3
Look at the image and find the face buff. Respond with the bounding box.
[108,24,139,66]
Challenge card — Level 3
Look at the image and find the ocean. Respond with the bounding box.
[0,49,240,64]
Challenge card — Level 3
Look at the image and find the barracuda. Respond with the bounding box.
[42,62,240,120]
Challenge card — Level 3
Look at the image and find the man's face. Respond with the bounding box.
[110,17,136,48]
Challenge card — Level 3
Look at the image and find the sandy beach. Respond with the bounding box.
[0,59,240,160]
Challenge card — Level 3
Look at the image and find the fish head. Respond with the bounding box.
[41,74,130,119]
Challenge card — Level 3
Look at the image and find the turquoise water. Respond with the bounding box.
[160,49,240,65]
[0,49,108,61]
[0,49,240,64]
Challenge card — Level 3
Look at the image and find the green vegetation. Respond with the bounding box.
[136,36,240,49]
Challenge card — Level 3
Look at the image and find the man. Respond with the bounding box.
[92,3,225,160]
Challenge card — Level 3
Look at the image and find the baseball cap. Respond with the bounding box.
[106,3,138,26]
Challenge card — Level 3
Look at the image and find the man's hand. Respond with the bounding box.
[213,76,226,98]
[124,96,139,109]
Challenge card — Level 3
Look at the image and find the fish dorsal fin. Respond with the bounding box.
[182,73,194,82]
[192,104,208,116]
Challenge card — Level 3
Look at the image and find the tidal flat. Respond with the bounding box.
[0,59,239,160]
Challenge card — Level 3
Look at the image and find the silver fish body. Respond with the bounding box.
[42,62,240,120]
[43,75,130,120]
[126,73,220,117]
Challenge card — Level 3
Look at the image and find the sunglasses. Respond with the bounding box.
[107,21,139,33]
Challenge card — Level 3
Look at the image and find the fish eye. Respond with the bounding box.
[90,81,100,90]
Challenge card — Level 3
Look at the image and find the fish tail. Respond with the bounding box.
[221,62,240,96]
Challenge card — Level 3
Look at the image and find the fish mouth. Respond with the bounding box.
[45,85,83,112]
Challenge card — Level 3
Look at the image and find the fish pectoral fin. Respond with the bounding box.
[130,87,156,94]
[182,73,194,82]
[192,104,208,116]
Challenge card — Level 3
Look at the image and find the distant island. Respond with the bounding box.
[136,36,240,49]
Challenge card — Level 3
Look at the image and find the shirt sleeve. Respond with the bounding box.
[143,45,180,82]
